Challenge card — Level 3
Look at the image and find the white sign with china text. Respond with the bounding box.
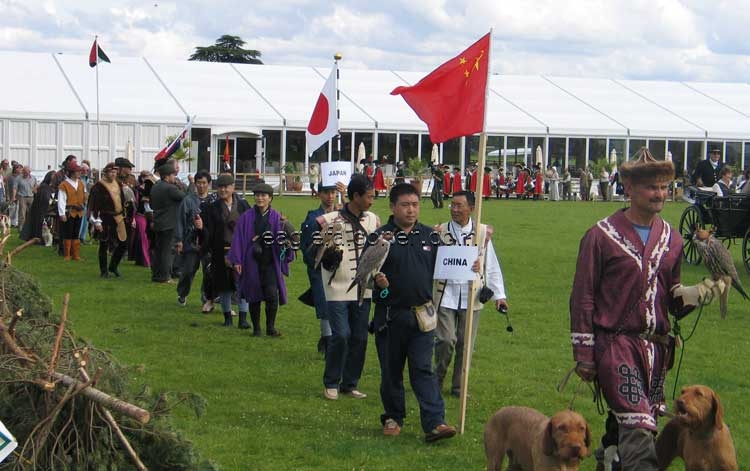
[434,246,478,281]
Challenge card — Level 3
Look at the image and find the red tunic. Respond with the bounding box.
[443,172,452,195]
[373,167,386,191]
[570,210,686,430]
[515,172,527,194]
[482,174,491,197]
[451,173,462,194]
[534,172,543,195]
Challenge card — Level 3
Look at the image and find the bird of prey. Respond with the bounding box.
[347,235,391,306]
[693,228,749,318]
[312,220,343,269]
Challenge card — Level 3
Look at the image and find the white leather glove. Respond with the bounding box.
[673,278,727,307]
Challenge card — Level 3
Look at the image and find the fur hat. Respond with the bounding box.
[103,162,119,172]
[619,147,674,184]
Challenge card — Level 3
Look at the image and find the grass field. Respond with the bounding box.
[8,196,749,470]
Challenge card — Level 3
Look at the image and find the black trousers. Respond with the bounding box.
[151,228,175,282]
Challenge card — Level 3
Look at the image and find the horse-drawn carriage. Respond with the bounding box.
[679,187,750,273]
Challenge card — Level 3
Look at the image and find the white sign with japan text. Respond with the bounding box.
[321,161,352,188]
[434,245,479,281]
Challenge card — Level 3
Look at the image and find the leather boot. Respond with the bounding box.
[222,312,233,327]
[99,251,108,277]
[238,311,250,329]
[250,309,262,336]
[71,239,82,261]
[109,243,125,277]
[266,305,281,337]
[63,240,72,261]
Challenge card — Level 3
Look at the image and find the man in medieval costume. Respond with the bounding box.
[570,147,723,470]
[88,162,129,277]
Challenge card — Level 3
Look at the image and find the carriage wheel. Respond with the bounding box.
[679,206,703,265]
[743,227,750,274]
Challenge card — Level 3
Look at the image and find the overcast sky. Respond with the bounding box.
[3,0,750,82]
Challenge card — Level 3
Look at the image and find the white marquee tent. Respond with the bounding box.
[1,51,749,173]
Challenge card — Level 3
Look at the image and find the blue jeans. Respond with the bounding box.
[374,305,446,433]
[323,300,371,391]
[220,291,248,313]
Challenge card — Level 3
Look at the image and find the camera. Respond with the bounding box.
[478,286,494,304]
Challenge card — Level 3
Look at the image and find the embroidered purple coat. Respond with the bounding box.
[570,209,684,431]
[228,206,294,305]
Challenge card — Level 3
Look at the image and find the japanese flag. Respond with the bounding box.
[305,66,338,155]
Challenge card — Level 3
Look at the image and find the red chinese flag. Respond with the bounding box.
[391,33,490,144]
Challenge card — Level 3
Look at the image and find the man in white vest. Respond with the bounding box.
[316,174,380,400]
[433,190,508,397]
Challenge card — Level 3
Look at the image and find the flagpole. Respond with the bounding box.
[334,52,343,205]
[95,35,102,172]
[458,29,493,435]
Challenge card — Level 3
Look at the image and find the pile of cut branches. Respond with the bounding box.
[0,220,216,470]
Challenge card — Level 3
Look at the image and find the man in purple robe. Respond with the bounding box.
[228,183,296,337]
[570,148,721,470]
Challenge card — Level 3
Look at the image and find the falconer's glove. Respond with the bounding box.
[672,278,727,314]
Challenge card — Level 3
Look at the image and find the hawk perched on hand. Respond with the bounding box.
[693,228,749,317]
[347,235,390,306]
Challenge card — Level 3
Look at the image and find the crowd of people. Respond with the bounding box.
[4,147,740,462]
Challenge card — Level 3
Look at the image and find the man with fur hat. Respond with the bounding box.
[570,147,725,470]
[88,162,129,277]
[149,161,185,283]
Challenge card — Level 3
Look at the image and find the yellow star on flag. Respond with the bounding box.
[459,57,467,65]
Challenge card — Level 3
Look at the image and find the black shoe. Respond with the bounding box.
[238,312,250,329]
[222,312,233,327]
[100,271,109,278]
[108,267,121,277]
[252,329,262,337]
[267,329,282,337]
[177,296,187,307]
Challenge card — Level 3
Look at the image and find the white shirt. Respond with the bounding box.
[57,177,80,216]
[438,218,507,310]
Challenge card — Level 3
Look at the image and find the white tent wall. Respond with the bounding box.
[1,51,750,172]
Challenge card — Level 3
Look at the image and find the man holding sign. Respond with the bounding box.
[433,191,508,397]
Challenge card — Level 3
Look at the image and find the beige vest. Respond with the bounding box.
[317,210,380,302]
[432,222,491,309]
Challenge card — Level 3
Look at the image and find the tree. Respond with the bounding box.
[189,35,263,64]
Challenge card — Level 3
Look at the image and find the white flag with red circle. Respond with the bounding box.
[305,66,338,155]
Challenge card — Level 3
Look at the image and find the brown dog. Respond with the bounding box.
[656,385,738,471]
[484,406,591,471]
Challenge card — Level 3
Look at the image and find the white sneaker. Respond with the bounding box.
[201,300,214,313]
[324,388,339,400]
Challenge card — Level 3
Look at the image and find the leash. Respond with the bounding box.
[557,366,605,414]
[670,302,705,400]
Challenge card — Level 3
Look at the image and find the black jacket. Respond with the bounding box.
[371,217,438,309]
[691,159,721,187]
[200,194,251,293]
